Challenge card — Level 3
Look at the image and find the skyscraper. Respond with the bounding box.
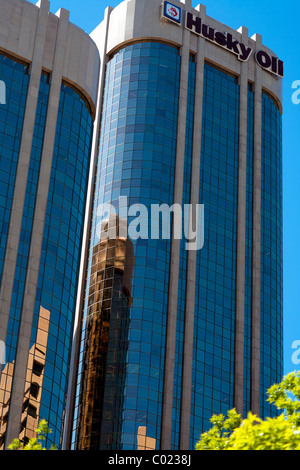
[65,0,283,451]
[0,0,99,449]
[0,0,283,452]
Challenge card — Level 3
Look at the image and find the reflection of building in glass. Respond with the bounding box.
[0,306,50,449]
[137,427,156,451]
[75,217,135,450]
[0,0,99,449]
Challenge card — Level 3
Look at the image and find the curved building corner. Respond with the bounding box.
[0,0,100,449]
[64,0,284,452]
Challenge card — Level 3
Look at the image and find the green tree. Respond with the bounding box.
[8,419,56,450]
[196,372,300,450]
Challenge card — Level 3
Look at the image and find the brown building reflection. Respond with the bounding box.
[0,306,50,449]
[137,426,156,450]
[75,216,135,450]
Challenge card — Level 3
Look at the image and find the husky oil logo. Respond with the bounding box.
[163,1,182,25]
[160,5,284,78]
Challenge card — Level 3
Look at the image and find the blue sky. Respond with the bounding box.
[40,0,300,375]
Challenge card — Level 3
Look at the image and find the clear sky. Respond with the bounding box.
[33,0,300,376]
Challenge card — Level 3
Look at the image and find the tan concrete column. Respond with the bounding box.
[160,26,190,451]
[179,3,206,451]
[0,0,50,379]
[4,7,70,448]
[251,33,263,417]
[234,26,249,415]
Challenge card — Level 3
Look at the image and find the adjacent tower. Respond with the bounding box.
[0,0,99,449]
[66,0,283,451]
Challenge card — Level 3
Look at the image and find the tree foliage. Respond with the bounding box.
[8,419,56,450]
[196,372,300,450]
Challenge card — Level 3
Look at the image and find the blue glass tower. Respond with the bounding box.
[0,51,94,450]
[72,42,181,450]
[69,0,283,451]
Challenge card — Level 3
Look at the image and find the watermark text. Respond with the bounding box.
[0,80,6,105]
[292,80,300,105]
[95,197,205,251]
[0,341,5,366]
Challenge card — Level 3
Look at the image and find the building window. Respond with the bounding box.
[32,361,44,377]
[30,383,40,399]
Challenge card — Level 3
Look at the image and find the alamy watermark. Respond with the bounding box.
[292,80,300,105]
[95,196,204,251]
[0,80,6,105]
[292,340,300,365]
[0,340,5,366]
